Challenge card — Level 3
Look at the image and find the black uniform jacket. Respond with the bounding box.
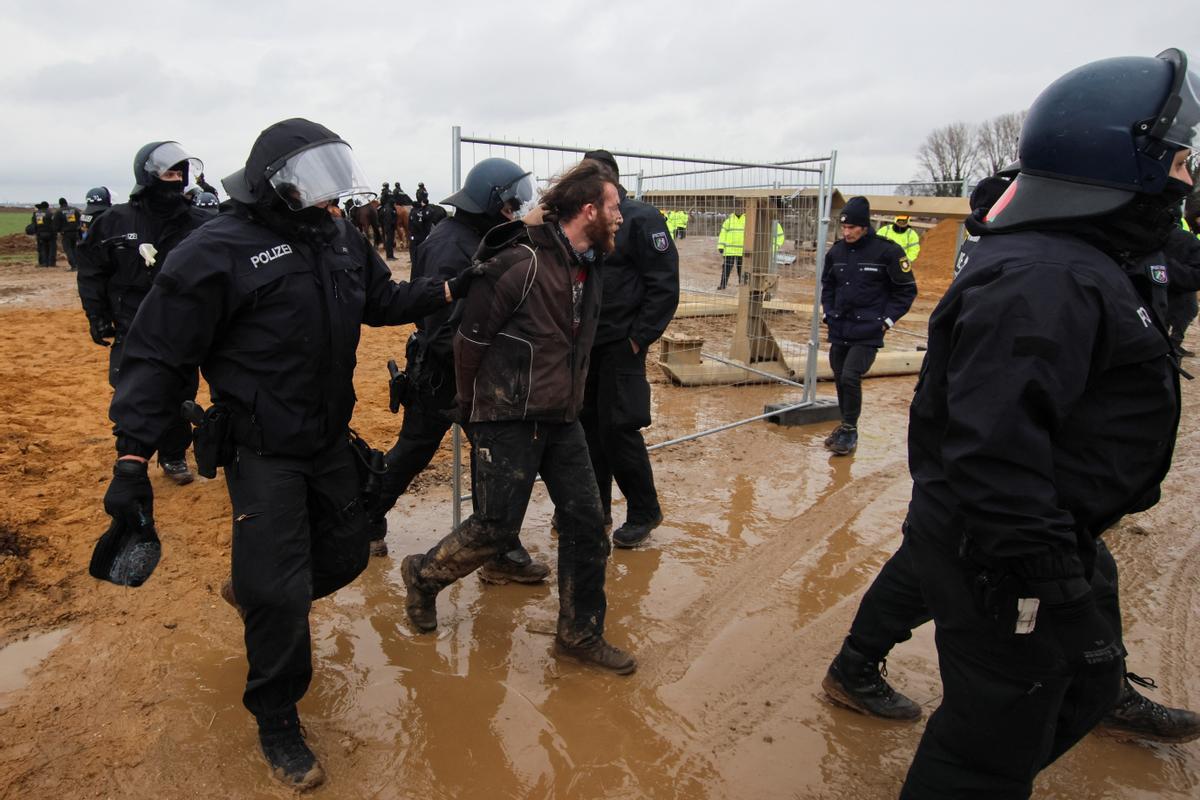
[76,199,209,328]
[594,188,680,349]
[454,218,601,424]
[109,209,447,459]
[1165,225,1200,294]
[413,214,485,360]
[821,229,916,346]
[906,230,1179,599]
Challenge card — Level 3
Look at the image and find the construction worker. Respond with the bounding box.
[717,206,746,289]
[877,214,921,264]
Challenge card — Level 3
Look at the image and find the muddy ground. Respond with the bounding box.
[0,226,1197,799]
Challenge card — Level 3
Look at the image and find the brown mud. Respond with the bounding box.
[0,235,1197,799]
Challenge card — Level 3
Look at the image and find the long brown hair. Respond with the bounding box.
[540,160,618,223]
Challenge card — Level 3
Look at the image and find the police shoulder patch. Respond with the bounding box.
[900,258,912,273]
[651,231,669,253]
[1148,264,1169,285]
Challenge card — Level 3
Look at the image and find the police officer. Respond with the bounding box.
[78,186,112,246]
[415,181,428,204]
[407,195,446,262]
[54,197,82,270]
[76,141,210,486]
[95,118,468,791]
[379,181,392,207]
[861,50,1195,799]
[716,206,745,289]
[820,196,916,456]
[579,149,679,547]
[379,188,398,260]
[368,157,549,583]
[876,214,921,263]
[1166,215,1200,354]
[30,202,57,266]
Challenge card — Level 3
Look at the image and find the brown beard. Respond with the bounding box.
[585,208,617,254]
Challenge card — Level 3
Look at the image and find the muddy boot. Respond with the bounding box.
[367,518,388,557]
[257,711,325,791]
[1095,673,1200,743]
[479,547,551,584]
[219,577,246,621]
[553,637,637,676]
[828,426,858,457]
[160,458,194,486]
[613,511,663,549]
[823,423,848,449]
[401,554,439,632]
[821,639,921,720]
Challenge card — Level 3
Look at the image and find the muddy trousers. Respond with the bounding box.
[828,344,878,427]
[226,442,370,720]
[107,335,195,463]
[36,235,56,266]
[718,255,743,289]
[898,531,1124,800]
[409,420,611,645]
[581,340,660,524]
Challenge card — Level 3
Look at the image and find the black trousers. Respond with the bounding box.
[61,233,78,269]
[828,343,878,426]
[581,340,660,524]
[226,441,370,720]
[382,222,396,259]
[371,403,451,529]
[409,420,611,644]
[36,235,56,266]
[108,334,195,462]
[718,255,743,289]
[676,227,687,239]
[1166,291,1198,346]
[896,530,1124,799]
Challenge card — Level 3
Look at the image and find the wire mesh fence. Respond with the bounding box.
[445,128,838,523]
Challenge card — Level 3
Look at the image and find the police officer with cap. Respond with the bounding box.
[579,148,679,547]
[94,117,470,790]
[76,141,210,485]
[369,157,549,583]
[30,201,56,266]
[54,197,83,270]
[845,49,1197,798]
[820,196,916,456]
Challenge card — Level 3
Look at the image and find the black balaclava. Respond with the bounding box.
[1088,177,1192,258]
[255,195,338,244]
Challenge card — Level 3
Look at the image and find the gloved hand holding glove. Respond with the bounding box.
[88,317,116,347]
[90,458,161,587]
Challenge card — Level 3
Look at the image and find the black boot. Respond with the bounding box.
[257,710,325,791]
[821,638,921,720]
[1095,673,1200,743]
[613,511,663,549]
[367,517,388,557]
[823,423,848,449]
[554,636,638,675]
[829,425,858,456]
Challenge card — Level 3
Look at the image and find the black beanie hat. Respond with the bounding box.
[839,196,870,227]
[583,149,620,179]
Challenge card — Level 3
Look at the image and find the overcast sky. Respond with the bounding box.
[1,0,1197,205]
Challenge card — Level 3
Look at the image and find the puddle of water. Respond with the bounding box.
[0,627,71,701]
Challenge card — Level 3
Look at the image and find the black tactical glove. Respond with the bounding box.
[103,459,155,521]
[1045,593,1122,670]
[88,317,116,346]
[445,262,485,301]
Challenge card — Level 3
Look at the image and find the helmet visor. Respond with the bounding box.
[1155,49,1200,150]
[268,141,373,210]
[499,172,535,216]
[145,142,203,181]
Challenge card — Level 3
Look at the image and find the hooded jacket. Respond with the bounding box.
[454,218,602,423]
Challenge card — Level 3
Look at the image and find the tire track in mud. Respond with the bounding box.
[1161,533,1200,702]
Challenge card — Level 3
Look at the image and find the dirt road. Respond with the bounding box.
[0,234,1197,799]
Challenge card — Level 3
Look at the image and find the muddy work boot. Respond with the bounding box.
[553,637,638,676]
[1095,673,1200,743]
[822,639,921,720]
[401,554,439,632]
[613,511,664,549]
[367,518,388,558]
[258,711,325,791]
[479,547,551,584]
[823,423,849,449]
[219,577,246,621]
[828,425,858,457]
[160,458,194,486]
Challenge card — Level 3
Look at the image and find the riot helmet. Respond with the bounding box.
[222,118,373,210]
[131,141,203,196]
[989,48,1199,230]
[193,191,220,210]
[442,157,534,219]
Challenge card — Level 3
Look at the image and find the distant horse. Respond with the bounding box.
[396,205,410,250]
[352,200,382,247]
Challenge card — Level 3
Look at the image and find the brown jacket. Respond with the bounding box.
[454,218,602,423]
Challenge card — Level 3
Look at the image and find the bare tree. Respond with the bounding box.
[976,111,1027,176]
[917,123,978,197]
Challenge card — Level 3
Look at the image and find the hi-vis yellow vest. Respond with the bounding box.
[718,214,746,256]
